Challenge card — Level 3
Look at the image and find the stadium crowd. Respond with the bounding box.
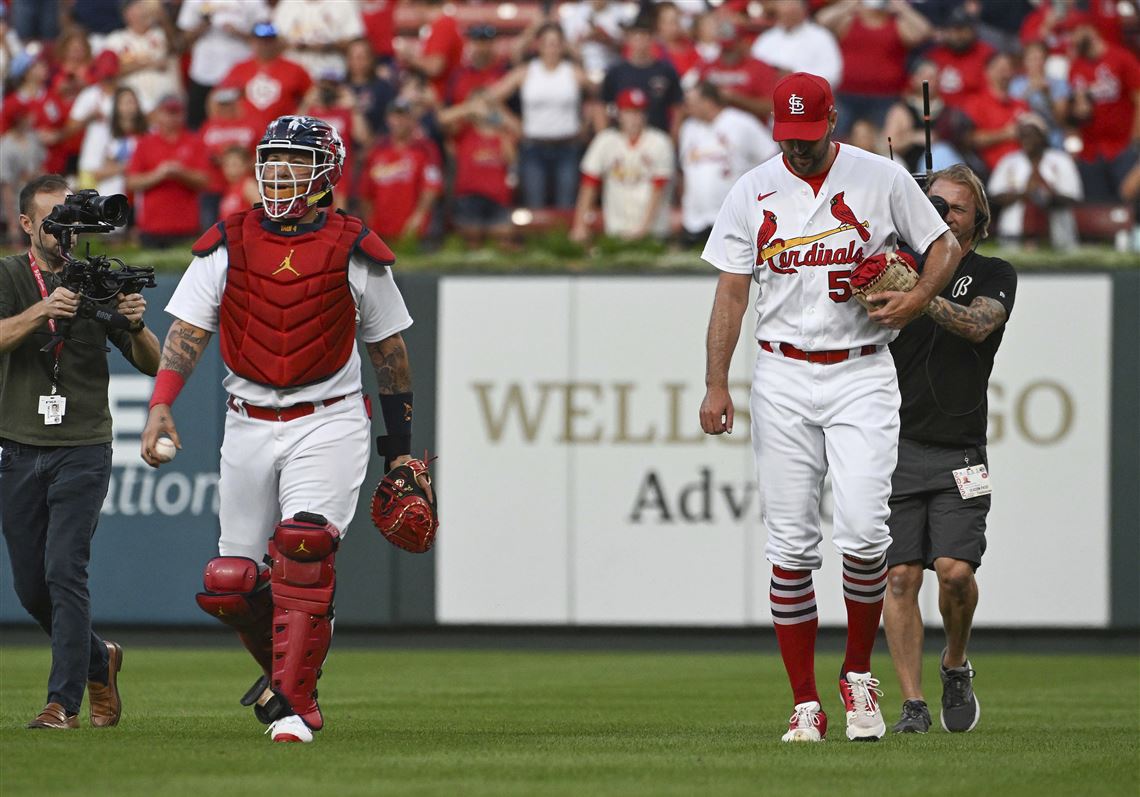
[0,0,1137,252]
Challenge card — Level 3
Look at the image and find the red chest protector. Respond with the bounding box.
[193,209,393,388]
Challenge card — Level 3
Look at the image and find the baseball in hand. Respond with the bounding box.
[155,437,177,462]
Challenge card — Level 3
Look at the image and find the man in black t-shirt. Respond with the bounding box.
[881,164,1017,736]
[599,13,682,135]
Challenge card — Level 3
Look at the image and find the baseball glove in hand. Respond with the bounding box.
[849,251,919,310]
[371,457,438,553]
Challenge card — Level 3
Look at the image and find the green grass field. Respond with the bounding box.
[0,646,1136,797]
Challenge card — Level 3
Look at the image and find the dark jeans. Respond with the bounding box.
[10,0,60,41]
[519,139,580,209]
[0,440,112,714]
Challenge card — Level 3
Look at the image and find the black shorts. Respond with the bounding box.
[886,438,991,571]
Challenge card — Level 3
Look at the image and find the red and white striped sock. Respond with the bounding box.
[842,554,887,675]
[771,565,819,705]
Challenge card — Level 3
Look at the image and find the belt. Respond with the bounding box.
[227,393,352,422]
[759,341,880,364]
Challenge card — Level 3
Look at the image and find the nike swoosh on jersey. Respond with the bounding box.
[756,191,778,202]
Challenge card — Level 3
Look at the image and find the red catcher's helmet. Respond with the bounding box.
[255,115,345,220]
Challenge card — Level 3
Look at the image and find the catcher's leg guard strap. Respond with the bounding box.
[196,557,273,674]
[240,674,293,725]
[269,512,339,731]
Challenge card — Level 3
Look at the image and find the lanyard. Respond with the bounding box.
[28,251,64,394]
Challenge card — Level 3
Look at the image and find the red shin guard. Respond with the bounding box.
[269,513,339,731]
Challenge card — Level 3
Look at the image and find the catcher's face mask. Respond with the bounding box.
[256,148,335,220]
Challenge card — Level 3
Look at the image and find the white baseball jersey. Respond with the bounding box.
[580,127,676,237]
[702,144,949,350]
[679,107,778,233]
[166,248,413,405]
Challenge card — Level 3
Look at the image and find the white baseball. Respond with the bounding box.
[155,437,177,462]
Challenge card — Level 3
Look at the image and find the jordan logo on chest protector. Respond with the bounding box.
[272,249,300,277]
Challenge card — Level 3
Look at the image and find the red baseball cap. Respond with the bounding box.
[85,50,120,83]
[771,72,834,142]
[616,88,649,111]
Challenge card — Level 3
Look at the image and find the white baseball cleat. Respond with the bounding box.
[781,700,827,742]
[266,714,313,743]
[840,671,886,741]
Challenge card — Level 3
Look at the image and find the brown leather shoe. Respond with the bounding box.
[26,703,79,729]
[87,641,123,728]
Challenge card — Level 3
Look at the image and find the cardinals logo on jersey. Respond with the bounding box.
[754,191,870,274]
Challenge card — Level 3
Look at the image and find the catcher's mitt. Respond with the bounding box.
[370,458,438,553]
[849,251,919,310]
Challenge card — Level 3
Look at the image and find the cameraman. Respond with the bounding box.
[880,164,1017,735]
[0,174,160,730]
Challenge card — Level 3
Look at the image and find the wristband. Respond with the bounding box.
[378,391,413,437]
[149,369,185,409]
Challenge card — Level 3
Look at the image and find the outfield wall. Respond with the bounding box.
[1,272,1136,629]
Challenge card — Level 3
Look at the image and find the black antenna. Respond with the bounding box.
[922,80,934,188]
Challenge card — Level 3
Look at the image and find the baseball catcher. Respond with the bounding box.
[849,251,919,310]
[142,115,419,743]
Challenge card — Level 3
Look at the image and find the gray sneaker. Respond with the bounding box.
[940,648,980,733]
[892,699,931,734]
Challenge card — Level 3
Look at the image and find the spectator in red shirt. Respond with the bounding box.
[218,22,313,133]
[198,87,262,229]
[1068,17,1140,201]
[359,98,443,242]
[1020,0,1125,54]
[360,0,397,76]
[655,2,700,79]
[448,24,510,106]
[697,20,778,120]
[125,95,211,247]
[817,0,933,139]
[50,29,94,93]
[439,89,520,247]
[926,8,995,110]
[400,1,465,103]
[964,52,1030,174]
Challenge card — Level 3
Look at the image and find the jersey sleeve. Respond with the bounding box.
[349,254,413,343]
[579,131,609,179]
[165,248,227,332]
[650,133,675,180]
[701,177,756,274]
[889,166,950,255]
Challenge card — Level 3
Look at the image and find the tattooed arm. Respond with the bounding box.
[159,320,213,378]
[923,296,1008,344]
[140,320,213,467]
[365,333,412,394]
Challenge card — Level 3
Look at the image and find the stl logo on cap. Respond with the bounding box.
[788,94,805,115]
